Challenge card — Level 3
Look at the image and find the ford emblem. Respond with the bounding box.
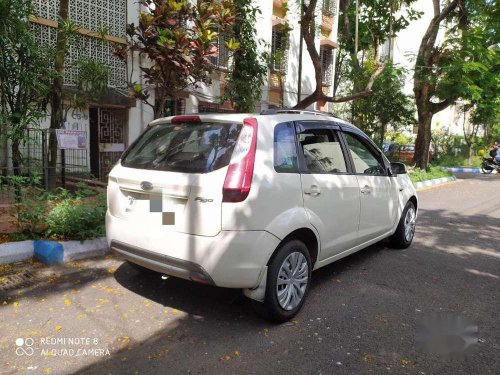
[140,181,153,191]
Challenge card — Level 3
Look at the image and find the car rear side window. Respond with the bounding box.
[121,122,242,173]
[274,122,298,173]
[298,129,348,174]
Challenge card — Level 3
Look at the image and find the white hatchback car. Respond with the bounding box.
[106,110,417,322]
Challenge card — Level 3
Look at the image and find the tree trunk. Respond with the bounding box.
[48,0,69,191]
[413,109,432,169]
[11,138,21,176]
[379,123,386,148]
[411,0,459,169]
[0,120,7,177]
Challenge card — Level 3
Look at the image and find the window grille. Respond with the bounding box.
[320,47,333,86]
[208,36,229,69]
[322,0,337,17]
[271,27,289,73]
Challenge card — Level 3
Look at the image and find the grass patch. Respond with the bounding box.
[408,166,453,183]
[432,155,483,168]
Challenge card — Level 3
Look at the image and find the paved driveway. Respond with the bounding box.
[1,173,499,374]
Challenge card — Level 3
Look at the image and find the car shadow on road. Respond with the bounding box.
[111,239,387,323]
[75,204,500,374]
[71,242,388,374]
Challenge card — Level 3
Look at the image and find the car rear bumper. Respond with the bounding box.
[110,240,216,285]
[106,211,280,288]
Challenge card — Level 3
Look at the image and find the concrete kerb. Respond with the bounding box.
[413,175,457,190]
[0,237,109,265]
[441,167,484,174]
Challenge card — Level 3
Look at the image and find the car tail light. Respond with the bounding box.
[222,117,258,202]
[171,115,202,124]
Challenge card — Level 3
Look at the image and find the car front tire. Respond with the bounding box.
[389,201,416,249]
[252,240,312,323]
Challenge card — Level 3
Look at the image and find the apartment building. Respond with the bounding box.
[190,0,340,113]
[26,0,340,180]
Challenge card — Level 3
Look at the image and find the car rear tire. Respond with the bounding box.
[389,201,416,249]
[252,240,312,323]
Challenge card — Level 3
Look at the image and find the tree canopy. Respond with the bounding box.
[115,0,236,118]
[412,0,498,169]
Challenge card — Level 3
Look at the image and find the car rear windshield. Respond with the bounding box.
[121,122,242,173]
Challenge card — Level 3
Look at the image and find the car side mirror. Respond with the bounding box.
[390,162,407,175]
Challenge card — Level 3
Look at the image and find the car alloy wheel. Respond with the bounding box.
[276,251,309,311]
[404,206,416,242]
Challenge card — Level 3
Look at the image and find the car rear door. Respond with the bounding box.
[340,129,399,243]
[296,121,361,260]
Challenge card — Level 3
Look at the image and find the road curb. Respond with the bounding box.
[413,176,457,190]
[0,237,109,265]
[441,167,483,173]
[0,240,34,264]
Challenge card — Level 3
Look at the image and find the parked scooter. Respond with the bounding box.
[481,157,500,174]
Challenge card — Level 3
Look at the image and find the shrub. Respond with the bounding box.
[1,174,47,239]
[1,176,106,242]
[44,192,106,241]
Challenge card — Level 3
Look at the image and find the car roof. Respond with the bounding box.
[149,111,359,132]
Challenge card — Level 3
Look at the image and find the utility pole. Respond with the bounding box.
[355,0,359,56]
[297,0,304,105]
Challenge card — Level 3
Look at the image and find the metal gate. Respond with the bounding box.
[90,108,127,180]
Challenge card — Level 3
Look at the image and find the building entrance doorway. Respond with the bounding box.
[89,107,127,180]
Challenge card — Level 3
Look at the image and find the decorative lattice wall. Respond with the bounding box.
[34,0,126,38]
[32,0,127,88]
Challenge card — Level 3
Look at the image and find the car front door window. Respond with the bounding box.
[343,133,385,176]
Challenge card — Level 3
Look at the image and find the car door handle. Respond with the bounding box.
[304,185,321,196]
[360,185,372,194]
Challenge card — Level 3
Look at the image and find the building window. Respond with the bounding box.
[209,35,229,69]
[155,99,186,117]
[198,101,234,113]
[271,26,289,73]
[322,0,337,17]
[320,47,333,86]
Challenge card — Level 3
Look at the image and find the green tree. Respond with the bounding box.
[353,62,415,145]
[412,0,498,169]
[45,1,110,189]
[0,0,51,176]
[294,0,420,109]
[223,0,267,112]
[114,0,236,119]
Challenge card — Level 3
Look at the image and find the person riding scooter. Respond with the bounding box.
[489,142,500,164]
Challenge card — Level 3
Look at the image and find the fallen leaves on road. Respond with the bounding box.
[64,299,71,306]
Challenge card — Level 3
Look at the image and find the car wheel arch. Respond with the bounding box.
[268,227,320,268]
[408,195,418,211]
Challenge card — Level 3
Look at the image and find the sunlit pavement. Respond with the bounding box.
[1,173,499,374]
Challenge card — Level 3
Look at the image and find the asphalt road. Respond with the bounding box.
[1,173,499,375]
